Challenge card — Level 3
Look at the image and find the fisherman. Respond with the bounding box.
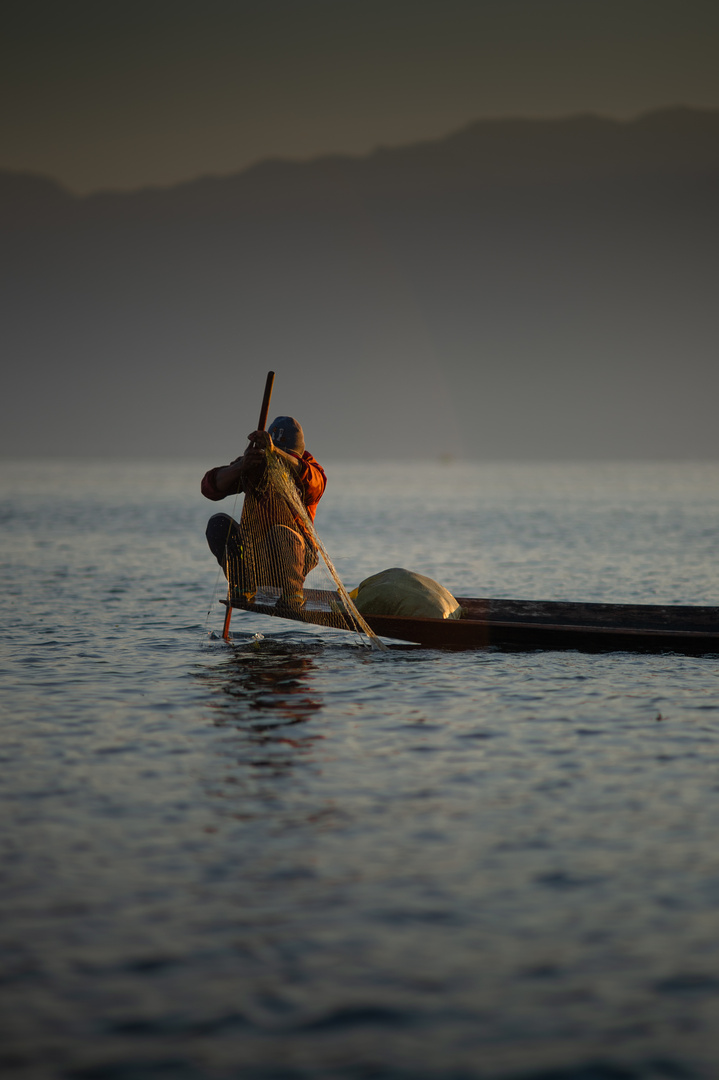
[202,416,326,612]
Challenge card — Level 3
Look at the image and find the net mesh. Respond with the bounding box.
[221,450,386,649]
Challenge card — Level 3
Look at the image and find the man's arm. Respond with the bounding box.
[200,455,246,501]
[209,457,246,497]
[201,430,300,501]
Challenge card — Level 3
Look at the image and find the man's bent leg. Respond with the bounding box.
[205,514,255,601]
[206,514,236,567]
[263,524,307,606]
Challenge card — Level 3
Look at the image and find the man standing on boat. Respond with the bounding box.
[201,416,326,612]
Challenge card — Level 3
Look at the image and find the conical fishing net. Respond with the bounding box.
[221,450,386,649]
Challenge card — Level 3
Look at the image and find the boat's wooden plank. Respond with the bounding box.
[363,612,719,654]
[224,592,719,654]
[455,597,719,632]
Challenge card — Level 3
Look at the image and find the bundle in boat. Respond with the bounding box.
[350,567,463,620]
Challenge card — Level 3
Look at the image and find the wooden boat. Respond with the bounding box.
[225,590,719,654]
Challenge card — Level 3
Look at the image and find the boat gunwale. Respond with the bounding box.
[224,592,719,653]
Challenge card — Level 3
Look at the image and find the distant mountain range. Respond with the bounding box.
[3,106,719,222]
[2,107,718,460]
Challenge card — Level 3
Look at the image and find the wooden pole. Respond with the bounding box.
[223,371,275,641]
[257,370,275,432]
[221,600,233,641]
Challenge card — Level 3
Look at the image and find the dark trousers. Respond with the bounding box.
[206,513,318,598]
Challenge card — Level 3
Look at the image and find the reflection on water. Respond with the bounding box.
[199,641,327,796]
[211,641,324,726]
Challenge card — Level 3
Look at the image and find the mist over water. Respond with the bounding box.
[2,458,719,1078]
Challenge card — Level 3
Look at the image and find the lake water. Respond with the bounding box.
[2,458,719,1080]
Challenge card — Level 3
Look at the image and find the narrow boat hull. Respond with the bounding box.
[226,592,719,654]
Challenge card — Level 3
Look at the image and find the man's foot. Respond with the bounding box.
[230,588,256,606]
[274,593,306,618]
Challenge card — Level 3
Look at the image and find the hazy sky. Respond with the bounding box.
[3,0,719,193]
